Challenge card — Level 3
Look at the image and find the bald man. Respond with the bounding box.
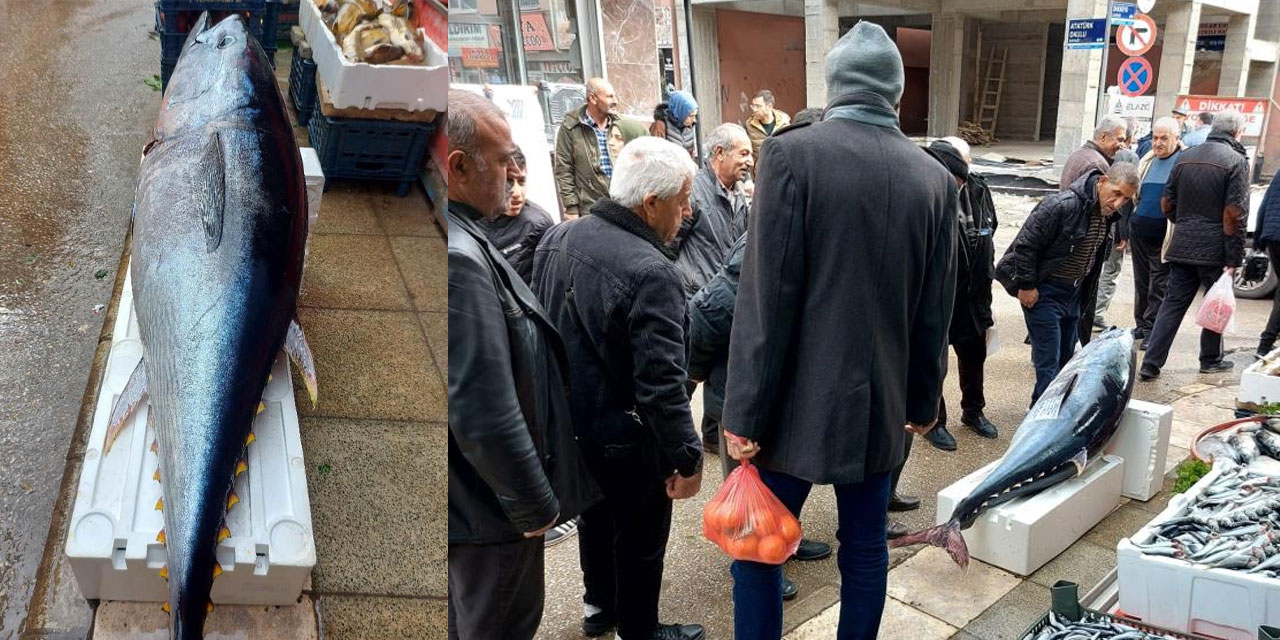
[555,78,645,220]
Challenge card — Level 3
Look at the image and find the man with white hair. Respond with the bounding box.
[1129,117,1185,347]
[1062,115,1127,188]
[674,123,754,301]
[1140,110,1251,380]
[533,137,706,640]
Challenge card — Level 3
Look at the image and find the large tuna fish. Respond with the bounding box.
[891,328,1135,568]
[105,12,317,638]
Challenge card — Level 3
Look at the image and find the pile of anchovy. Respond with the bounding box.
[1024,612,1177,639]
[1196,419,1280,465]
[1132,464,1280,574]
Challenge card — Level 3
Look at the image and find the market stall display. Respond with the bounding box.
[1021,581,1213,640]
[1238,349,1280,415]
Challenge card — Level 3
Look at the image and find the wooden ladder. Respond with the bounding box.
[976,46,1009,136]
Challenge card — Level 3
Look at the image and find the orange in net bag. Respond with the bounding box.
[702,459,802,564]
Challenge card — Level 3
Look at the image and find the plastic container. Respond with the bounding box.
[307,103,434,197]
[936,454,1124,576]
[299,0,447,112]
[289,45,318,126]
[155,1,277,92]
[1103,399,1175,502]
[1239,348,1280,412]
[1020,580,1215,640]
[64,265,316,606]
[1117,463,1280,639]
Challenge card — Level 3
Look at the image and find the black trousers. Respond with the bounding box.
[891,433,912,496]
[1261,244,1280,349]
[1130,233,1169,335]
[448,537,545,640]
[936,334,988,427]
[1142,262,1227,371]
[687,380,720,448]
[579,441,674,639]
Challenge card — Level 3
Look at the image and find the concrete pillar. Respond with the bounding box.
[690,7,723,130]
[1053,0,1109,166]
[1218,12,1256,96]
[1154,0,1201,121]
[928,13,965,137]
[804,0,838,108]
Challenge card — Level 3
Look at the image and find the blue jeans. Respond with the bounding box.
[731,468,892,640]
[1023,280,1082,404]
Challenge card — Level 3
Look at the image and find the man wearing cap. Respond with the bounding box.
[721,21,956,640]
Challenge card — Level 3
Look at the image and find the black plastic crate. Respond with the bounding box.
[155,3,276,66]
[288,49,317,127]
[156,0,265,11]
[307,105,435,197]
[161,56,178,91]
[1020,581,1216,640]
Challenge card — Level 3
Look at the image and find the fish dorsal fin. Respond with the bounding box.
[198,130,227,253]
[1070,449,1088,476]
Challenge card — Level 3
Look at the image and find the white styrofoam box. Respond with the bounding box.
[1117,463,1280,640]
[1240,347,1280,409]
[1104,400,1174,502]
[65,265,316,605]
[299,0,447,112]
[300,146,325,261]
[937,454,1124,576]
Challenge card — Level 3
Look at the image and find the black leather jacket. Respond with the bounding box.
[687,234,746,423]
[1163,133,1250,268]
[448,201,598,544]
[532,199,703,478]
[996,170,1118,293]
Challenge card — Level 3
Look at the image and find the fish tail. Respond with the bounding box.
[888,520,969,569]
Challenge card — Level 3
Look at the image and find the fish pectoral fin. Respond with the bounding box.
[104,360,148,454]
[198,129,227,253]
[1070,449,1088,476]
[285,317,318,408]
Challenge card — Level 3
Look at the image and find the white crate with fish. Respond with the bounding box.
[1117,448,1280,640]
[1239,348,1280,413]
[300,0,447,112]
[65,265,317,607]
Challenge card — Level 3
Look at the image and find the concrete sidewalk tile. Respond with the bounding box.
[1083,504,1159,549]
[782,584,841,635]
[1133,473,1179,515]
[302,418,445,598]
[299,235,413,311]
[887,547,1020,628]
[786,598,955,640]
[950,632,984,640]
[1170,419,1205,451]
[316,595,447,640]
[92,596,318,639]
[419,312,446,385]
[21,547,92,637]
[313,185,382,236]
[963,581,1051,640]
[1027,540,1115,591]
[1166,445,1190,474]
[295,309,445,422]
[389,236,447,312]
[1169,399,1232,433]
[373,190,441,237]
[1176,383,1216,396]
[784,601,841,639]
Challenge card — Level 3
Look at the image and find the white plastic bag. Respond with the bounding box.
[1195,272,1237,334]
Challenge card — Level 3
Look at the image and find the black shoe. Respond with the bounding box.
[1200,360,1235,374]
[1092,321,1107,333]
[1139,365,1160,381]
[545,517,579,547]
[1140,340,1149,351]
[1131,327,1146,339]
[962,414,999,439]
[924,424,957,451]
[887,520,909,539]
[782,575,798,601]
[644,623,706,640]
[1258,342,1275,359]
[583,610,616,637]
[792,538,832,561]
[888,492,920,512]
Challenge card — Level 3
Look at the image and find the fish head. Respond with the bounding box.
[157,12,277,135]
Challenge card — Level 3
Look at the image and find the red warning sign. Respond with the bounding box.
[1117,13,1157,57]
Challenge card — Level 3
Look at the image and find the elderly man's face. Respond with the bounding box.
[1152,127,1178,158]
[1098,127,1126,157]
[1097,176,1137,215]
[645,177,694,243]
[713,136,753,186]
[588,84,618,115]
[474,116,523,217]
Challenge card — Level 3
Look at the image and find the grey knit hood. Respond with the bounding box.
[824,21,904,105]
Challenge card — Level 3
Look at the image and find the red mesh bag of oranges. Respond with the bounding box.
[702,460,802,564]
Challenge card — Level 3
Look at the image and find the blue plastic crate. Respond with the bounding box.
[307,106,435,197]
[288,50,316,127]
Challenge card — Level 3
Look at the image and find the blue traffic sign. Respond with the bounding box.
[1111,2,1137,26]
[1118,56,1154,97]
[1066,19,1108,50]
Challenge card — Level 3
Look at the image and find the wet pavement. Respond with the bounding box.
[0,0,156,636]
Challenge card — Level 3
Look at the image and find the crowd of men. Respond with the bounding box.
[447,18,1256,640]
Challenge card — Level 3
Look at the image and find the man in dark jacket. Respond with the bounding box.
[721,22,957,640]
[995,164,1139,404]
[917,138,1000,454]
[446,91,597,640]
[555,78,635,219]
[533,136,706,640]
[675,123,752,298]
[479,148,555,285]
[1140,111,1251,379]
[1255,178,1280,356]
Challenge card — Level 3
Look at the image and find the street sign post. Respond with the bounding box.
[1117,13,1157,57]
[1118,57,1154,97]
[1066,18,1108,50]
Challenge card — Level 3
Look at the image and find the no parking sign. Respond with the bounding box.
[1118,57,1154,97]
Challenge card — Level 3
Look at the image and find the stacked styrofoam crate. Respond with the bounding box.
[298,0,447,112]
[1117,461,1280,640]
[1239,347,1280,410]
[65,267,316,605]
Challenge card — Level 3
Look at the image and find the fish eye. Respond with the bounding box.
[218,35,235,49]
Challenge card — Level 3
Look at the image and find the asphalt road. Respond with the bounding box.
[0,0,156,635]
